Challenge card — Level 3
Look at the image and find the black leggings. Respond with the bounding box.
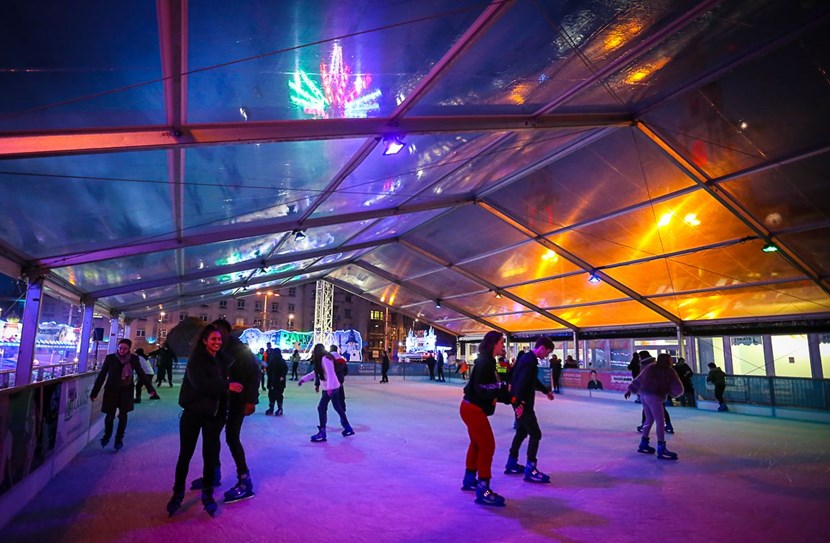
[174,409,223,492]
[225,407,248,476]
[104,411,128,440]
[509,409,542,464]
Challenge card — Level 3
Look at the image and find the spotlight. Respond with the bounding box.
[382,135,405,155]
[762,242,779,253]
[494,290,503,299]
[588,272,601,284]
[435,299,442,308]
[292,229,306,241]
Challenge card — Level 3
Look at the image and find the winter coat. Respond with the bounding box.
[627,363,684,399]
[223,336,260,409]
[91,354,155,415]
[510,351,551,410]
[178,350,228,418]
[266,354,288,390]
[462,353,507,416]
[706,367,726,387]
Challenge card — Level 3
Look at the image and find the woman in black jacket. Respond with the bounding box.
[167,325,228,517]
[459,330,509,507]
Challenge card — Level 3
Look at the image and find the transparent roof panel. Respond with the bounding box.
[316,248,371,267]
[486,311,566,333]
[457,240,583,287]
[101,283,182,310]
[185,233,286,273]
[187,0,485,122]
[406,269,485,300]
[488,128,696,233]
[183,139,365,230]
[549,189,755,267]
[409,0,695,115]
[276,219,375,255]
[312,132,497,218]
[447,292,533,317]
[717,153,830,232]
[778,227,830,278]
[558,300,670,328]
[410,129,591,203]
[602,238,805,300]
[357,244,443,279]
[0,151,171,258]
[439,318,490,335]
[251,257,322,281]
[642,27,830,178]
[0,2,163,131]
[327,264,390,294]
[348,210,446,245]
[560,0,824,114]
[403,205,528,263]
[508,274,629,309]
[53,250,178,293]
[367,284,428,309]
[649,280,830,321]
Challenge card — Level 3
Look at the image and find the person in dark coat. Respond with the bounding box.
[459,330,510,507]
[674,357,695,407]
[550,354,562,393]
[436,350,446,382]
[505,336,555,484]
[167,324,228,517]
[380,348,390,383]
[707,362,728,411]
[90,338,159,451]
[265,347,288,416]
[425,352,437,380]
[289,349,301,381]
[148,341,178,387]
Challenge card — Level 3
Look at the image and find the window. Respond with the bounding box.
[269,319,279,327]
[235,317,245,327]
[345,309,352,318]
[253,319,262,328]
[179,313,188,321]
[135,329,146,338]
[371,310,384,320]
[287,317,295,329]
[219,300,228,309]
[288,287,296,297]
[345,294,352,302]
[160,314,169,323]
[200,314,209,322]
[237,299,246,310]
[159,329,167,338]
[255,300,264,311]
[288,303,295,312]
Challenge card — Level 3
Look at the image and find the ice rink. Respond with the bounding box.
[3,375,829,543]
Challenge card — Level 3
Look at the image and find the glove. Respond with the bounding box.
[624,391,631,399]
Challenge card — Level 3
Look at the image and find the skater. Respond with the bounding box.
[190,319,260,504]
[707,362,728,411]
[505,336,555,484]
[167,325,227,517]
[425,351,437,380]
[674,357,695,407]
[148,341,177,387]
[380,348,390,383]
[436,350,445,382]
[289,349,300,380]
[299,343,354,441]
[460,330,510,507]
[265,346,288,415]
[330,345,350,415]
[90,339,159,451]
[133,348,155,403]
[625,353,684,460]
[635,351,675,433]
[456,359,469,381]
[550,354,562,393]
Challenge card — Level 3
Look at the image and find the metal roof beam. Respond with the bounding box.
[0,114,633,160]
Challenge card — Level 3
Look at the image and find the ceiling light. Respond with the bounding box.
[382,135,405,155]
[588,272,601,284]
[494,291,503,299]
[435,299,442,308]
[292,229,306,241]
[762,242,779,253]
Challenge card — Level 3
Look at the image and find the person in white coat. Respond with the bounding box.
[299,343,354,442]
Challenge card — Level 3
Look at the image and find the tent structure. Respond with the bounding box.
[1,0,829,338]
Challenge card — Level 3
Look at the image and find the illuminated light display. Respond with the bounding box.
[683,213,701,227]
[289,42,381,119]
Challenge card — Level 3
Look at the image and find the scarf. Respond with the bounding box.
[118,352,134,383]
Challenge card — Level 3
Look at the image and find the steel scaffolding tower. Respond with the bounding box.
[311,279,334,349]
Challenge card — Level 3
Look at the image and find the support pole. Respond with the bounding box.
[77,302,95,373]
[15,276,44,387]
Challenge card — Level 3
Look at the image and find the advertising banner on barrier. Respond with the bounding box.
[0,382,61,497]
[57,374,96,450]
